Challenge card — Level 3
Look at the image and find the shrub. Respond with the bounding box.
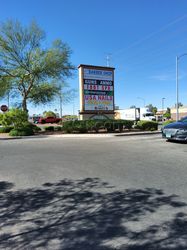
[0,126,14,133]
[0,112,13,127]
[62,121,88,133]
[10,109,28,128]
[115,121,124,132]
[86,120,98,131]
[122,120,134,130]
[73,120,88,133]
[44,126,54,131]
[0,109,28,128]
[54,126,62,131]
[62,121,74,133]
[104,120,120,132]
[32,125,42,132]
[104,120,115,132]
[94,120,105,132]
[104,120,133,132]
[22,122,41,132]
[9,127,34,136]
[0,113,3,125]
[136,121,158,131]
[8,122,41,136]
[16,122,41,133]
[62,119,134,133]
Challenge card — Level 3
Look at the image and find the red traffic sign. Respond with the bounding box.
[0,105,8,112]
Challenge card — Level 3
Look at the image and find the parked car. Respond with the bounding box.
[162,116,187,142]
[38,116,61,124]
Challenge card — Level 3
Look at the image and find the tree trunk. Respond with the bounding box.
[22,96,28,112]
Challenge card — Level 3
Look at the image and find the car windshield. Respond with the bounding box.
[144,113,154,117]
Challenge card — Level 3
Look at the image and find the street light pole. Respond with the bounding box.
[176,56,179,121]
[60,94,62,119]
[162,97,165,123]
[176,53,187,121]
[59,83,63,119]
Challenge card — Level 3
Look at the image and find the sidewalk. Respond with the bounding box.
[0,130,161,140]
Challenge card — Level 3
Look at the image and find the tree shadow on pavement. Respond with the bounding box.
[0,178,187,250]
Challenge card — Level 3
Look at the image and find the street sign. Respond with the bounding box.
[0,105,8,112]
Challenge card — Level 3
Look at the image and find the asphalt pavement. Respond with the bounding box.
[0,134,187,249]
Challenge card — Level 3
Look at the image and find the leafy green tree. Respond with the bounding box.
[163,107,171,119]
[0,20,75,112]
[63,115,78,120]
[43,111,56,118]
[0,108,28,128]
[146,104,157,115]
[0,77,11,98]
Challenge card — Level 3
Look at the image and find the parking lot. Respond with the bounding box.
[0,134,187,249]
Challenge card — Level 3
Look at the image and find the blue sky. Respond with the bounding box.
[1,0,187,115]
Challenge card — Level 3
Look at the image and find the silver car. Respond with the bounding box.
[162,116,187,142]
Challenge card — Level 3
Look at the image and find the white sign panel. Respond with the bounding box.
[83,68,113,80]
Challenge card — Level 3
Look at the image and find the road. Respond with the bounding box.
[0,134,187,249]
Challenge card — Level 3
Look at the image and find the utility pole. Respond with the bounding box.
[176,56,179,121]
[162,97,165,123]
[176,53,187,121]
[72,98,75,115]
[59,84,62,119]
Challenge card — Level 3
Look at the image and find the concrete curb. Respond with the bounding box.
[0,131,161,140]
[115,131,161,137]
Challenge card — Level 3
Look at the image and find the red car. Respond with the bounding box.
[38,116,61,124]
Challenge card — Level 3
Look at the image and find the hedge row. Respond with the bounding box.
[61,119,134,133]
[62,120,159,133]
[44,126,62,131]
[0,116,158,136]
[135,121,158,131]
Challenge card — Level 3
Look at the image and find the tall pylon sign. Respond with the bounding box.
[78,64,115,120]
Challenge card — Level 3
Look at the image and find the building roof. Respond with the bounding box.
[78,64,115,70]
